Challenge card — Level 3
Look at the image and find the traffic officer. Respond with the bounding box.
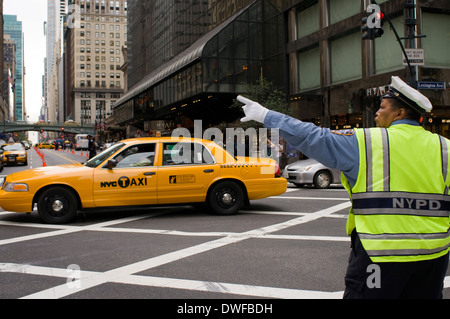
[238,76,450,299]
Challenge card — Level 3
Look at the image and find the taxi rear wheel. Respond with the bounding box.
[37,187,78,224]
[207,181,244,215]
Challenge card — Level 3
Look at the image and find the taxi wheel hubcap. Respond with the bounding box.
[46,195,69,216]
[216,188,236,208]
[221,192,234,206]
[52,200,64,212]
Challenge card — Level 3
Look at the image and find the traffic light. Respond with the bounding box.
[362,5,385,40]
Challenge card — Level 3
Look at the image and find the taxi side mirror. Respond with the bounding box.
[106,159,117,169]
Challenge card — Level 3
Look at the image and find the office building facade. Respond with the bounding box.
[65,0,128,130]
[287,0,450,135]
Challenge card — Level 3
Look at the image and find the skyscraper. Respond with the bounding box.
[45,0,67,122]
[4,15,25,121]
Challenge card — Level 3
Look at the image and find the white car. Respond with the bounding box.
[283,159,342,189]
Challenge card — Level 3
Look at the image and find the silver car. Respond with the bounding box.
[282,158,341,189]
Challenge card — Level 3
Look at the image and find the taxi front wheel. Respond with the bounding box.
[207,181,244,215]
[37,187,78,224]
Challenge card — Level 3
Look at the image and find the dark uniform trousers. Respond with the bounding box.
[344,231,449,299]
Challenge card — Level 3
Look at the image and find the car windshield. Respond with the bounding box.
[3,144,25,151]
[84,142,125,168]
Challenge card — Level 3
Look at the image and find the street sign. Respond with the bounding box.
[418,82,446,90]
[402,48,425,66]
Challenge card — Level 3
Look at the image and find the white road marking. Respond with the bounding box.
[0,202,351,299]
[1,195,448,299]
[0,263,342,299]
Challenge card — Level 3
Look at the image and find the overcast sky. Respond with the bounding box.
[4,0,47,123]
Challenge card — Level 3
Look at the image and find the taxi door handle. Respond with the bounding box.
[144,172,156,176]
[203,169,214,173]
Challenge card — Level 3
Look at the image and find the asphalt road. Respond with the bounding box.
[0,147,449,305]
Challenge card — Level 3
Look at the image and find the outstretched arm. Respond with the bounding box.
[237,95,359,186]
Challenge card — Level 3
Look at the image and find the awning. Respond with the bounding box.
[114,4,250,108]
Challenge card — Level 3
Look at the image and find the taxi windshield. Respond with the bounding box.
[3,144,25,151]
[84,142,124,168]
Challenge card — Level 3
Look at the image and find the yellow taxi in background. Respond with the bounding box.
[37,142,53,149]
[1,143,28,166]
[0,137,286,224]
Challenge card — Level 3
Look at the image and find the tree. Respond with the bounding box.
[232,77,290,128]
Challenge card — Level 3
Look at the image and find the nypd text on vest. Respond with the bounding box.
[393,197,442,210]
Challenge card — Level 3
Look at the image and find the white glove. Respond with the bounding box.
[237,95,269,123]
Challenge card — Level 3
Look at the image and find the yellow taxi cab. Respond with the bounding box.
[0,137,286,224]
[37,142,53,149]
[1,143,28,166]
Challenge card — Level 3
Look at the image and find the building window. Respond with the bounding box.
[298,46,320,92]
[422,12,450,68]
[296,2,319,39]
[329,0,360,25]
[81,100,92,124]
[96,100,106,122]
[331,32,362,84]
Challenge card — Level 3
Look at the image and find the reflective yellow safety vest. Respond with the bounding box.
[342,124,450,263]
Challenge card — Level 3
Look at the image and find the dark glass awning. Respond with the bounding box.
[113,5,250,109]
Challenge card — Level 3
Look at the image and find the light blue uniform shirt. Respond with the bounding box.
[265,110,420,188]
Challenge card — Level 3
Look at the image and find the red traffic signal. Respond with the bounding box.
[361,7,385,40]
[373,11,385,38]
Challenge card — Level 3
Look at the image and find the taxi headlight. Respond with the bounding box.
[3,182,29,192]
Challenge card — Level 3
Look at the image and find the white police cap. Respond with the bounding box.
[382,76,433,114]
